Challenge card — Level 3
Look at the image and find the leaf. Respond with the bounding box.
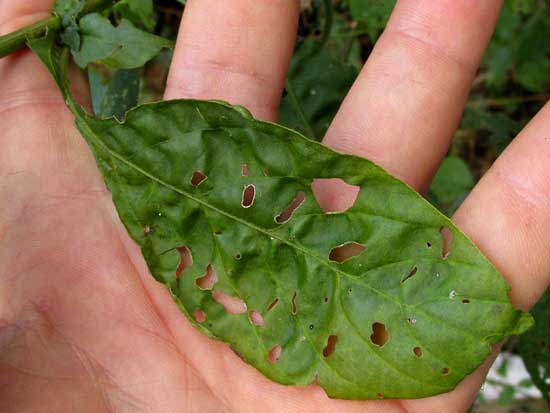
[72,13,173,69]
[349,0,396,41]
[29,34,533,401]
[428,157,474,216]
[53,0,86,50]
[88,66,140,120]
[114,0,156,32]
[518,290,550,404]
[279,40,358,140]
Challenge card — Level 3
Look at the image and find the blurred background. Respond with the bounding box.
[101,1,550,411]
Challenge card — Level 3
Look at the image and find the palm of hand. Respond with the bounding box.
[2,1,550,413]
[0,57,412,413]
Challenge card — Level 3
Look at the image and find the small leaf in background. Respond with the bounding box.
[114,0,156,32]
[518,290,550,404]
[88,66,140,120]
[349,0,396,41]
[279,40,358,140]
[72,13,173,69]
[428,156,474,216]
[53,0,85,50]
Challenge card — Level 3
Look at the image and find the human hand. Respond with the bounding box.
[1,1,549,412]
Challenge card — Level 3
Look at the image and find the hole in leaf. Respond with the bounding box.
[241,184,256,208]
[196,265,218,290]
[323,335,338,358]
[370,322,389,347]
[143,225,154,235]
[329,242,366,263]
[235,253,242,260]
[249,311,265,327]
[309,324,314,330]
[462,299,470,304]
[377,392,384,399]
[413,347,422,358]
[291,292,297,315]
[275,192,306,224]
[241,163,249,177]
[193,310,206,323]
[266,298,279,312]
[176,247,193,278]
[267,345,282,364]
[212,291,247,314]
[426,242,432,248]
[440,227,453,259]
[324,297,329,303]
[442,367,451,375]
[312,178,360,213]
[401,266,418,283]
[191,171,207,186]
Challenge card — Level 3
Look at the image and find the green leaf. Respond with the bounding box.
[72,13,173,69]
[349,0,396,41]
[518,290,550,404]
[29,33,533,401]
[280,40,358,140]
[114,0,156,32]
[53,0,85,27]
[88,66,140,120]
[428,157,474,215]
[53,0,86,50]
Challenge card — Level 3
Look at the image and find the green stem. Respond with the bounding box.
[0,0,115,58]
[285,79,316,140]
[316,0,333,52]
[0,16,61,57]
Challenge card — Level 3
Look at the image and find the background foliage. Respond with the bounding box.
[91,0,549,409]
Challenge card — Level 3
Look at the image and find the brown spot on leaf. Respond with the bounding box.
[276,192,306,223]
[323,335,338,358]
[370,322,389,347]
[329,242,366,263]
[191,171,207,186]
[440,227,453,259]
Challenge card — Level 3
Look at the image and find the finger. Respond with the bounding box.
[164,0,300,121]
[323,0,502,194]
[403,100,550,413]
[453,101,550,310]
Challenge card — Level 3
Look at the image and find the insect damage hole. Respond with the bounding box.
[275,192,306,224]
[413,347,422,358]
[241,184,256,208]
[440,226,453,259]
[249,311,265,327]
[212,291,247,314]
[267,345,282,364]
[176,246,193,278]
[291,292,297,315]
[266,298,279,312]
[196,264,218,290]
[193,310,206,323]
[370,322,389,347]
[401,266,418,283]
[323,335,338,358]
[311,178,360,213]
[442,367,451,375]
[191,171,207,186]
[329,242,366,263]
[241,163,249,177]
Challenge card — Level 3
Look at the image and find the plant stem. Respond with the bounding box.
[316,0,333,52]
[285,79,317,140]
[0,0,115,58]
[0,16,61,57]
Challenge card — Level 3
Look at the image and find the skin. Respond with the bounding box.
[0,0,549,412]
